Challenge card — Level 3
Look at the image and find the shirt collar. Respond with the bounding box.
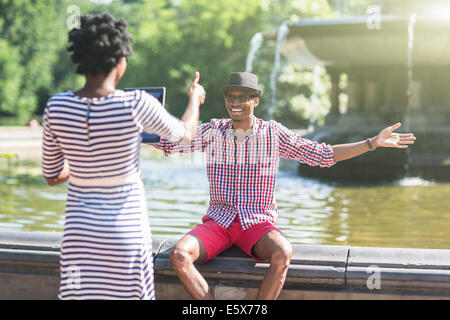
[224,116,262,142]
[225,116,261,134]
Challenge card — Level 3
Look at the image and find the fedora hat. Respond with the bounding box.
[221,72,263,97]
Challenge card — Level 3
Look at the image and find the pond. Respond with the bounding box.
[1,155,449,249]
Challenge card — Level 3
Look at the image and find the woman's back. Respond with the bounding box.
[43,89,184,181]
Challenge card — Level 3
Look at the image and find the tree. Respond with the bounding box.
[0,0,61,120]
[0,40,23,116]
[0,0,336,126]
[119,0,265,121]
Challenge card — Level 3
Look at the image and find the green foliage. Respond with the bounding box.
[0,0,62,119]
[0,152,18,180]
[0,0,345,126]
[277,64,331,128]
[334,0,381,16]
[120,0,265,120]
[0,153,45,184]
[0,40,23,116]
[260,0,333,25]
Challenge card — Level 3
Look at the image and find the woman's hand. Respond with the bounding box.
[187,71,206,105]
[45,159,70,186]
[373,122,416,149]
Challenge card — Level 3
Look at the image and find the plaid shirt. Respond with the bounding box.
[154,117,336,230]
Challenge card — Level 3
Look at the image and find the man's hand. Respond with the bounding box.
[181,72,205,144]
[187,71,206,105]
[373,122,416,149]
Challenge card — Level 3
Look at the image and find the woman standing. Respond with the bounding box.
[42,13,205,299]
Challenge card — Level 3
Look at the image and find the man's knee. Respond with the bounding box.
[271,241,292,269]
[169,235,204,268]
[169,245,192,268]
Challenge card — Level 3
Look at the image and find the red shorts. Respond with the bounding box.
[188,215,282,263]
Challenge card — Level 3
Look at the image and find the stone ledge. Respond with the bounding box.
[0,231,449,299]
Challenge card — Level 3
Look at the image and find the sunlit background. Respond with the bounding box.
[1,0,449,249]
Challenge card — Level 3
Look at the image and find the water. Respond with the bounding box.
[245,32,264,73]
[269,23,290,120]
[1,157,449,249]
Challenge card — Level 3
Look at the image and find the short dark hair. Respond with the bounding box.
[67,13,133,75]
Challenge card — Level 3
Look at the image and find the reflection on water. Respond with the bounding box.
[274,169,450,248]
[0,158,449,249]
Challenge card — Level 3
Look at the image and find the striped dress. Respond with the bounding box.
[42,89,185,299]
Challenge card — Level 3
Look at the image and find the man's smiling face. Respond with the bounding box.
[224,89,259,122]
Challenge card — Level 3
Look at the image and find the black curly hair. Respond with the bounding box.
[67,13,133,75]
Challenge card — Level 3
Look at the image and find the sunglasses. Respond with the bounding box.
[224,93,257,104]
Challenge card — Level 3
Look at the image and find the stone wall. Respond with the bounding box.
[1,231,449,300]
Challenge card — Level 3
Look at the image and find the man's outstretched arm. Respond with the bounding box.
[332,122,416,162]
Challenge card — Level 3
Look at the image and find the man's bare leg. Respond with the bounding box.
[252,230,292,300]
[169,234,214,300]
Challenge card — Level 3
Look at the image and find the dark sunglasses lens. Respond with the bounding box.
[225,94,252,103]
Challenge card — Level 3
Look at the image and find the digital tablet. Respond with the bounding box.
[125,87,166,143]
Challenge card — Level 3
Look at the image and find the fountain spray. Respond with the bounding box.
[404,13,416,175]
[245,32,264,73]
[269,23,289,120]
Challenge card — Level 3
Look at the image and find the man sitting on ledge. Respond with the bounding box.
[153,72,416,300]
